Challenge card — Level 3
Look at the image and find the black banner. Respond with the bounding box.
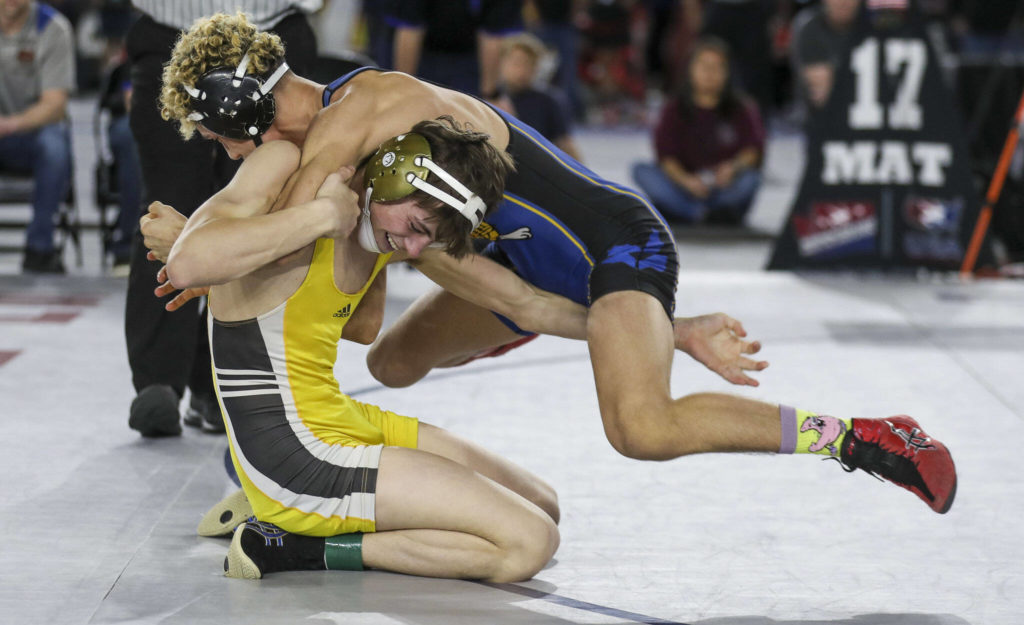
[767,2,993,270]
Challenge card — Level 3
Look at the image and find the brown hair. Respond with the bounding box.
[160,12,285,139]
[500,32,548,65]
[397,116,515,258]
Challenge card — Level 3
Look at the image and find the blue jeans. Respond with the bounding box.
[631,162,761,224]
[108,115,143,258]
[0,122,72,253]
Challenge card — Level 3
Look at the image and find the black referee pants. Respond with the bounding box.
[124,12,316,397]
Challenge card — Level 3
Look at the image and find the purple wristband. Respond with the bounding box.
[779,405,797,454]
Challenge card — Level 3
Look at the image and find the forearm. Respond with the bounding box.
[511,289,588,339]
[732,147,760,171]
[659,157,693,188]
[393,27,424,75]
[478,32,504,97]
[414,251,589,340]
[9,92,67,132]
[167,198,335,288]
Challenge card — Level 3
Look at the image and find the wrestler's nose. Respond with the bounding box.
[403,234,431,259]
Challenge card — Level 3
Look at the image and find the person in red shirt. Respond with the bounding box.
[632,36,764,225]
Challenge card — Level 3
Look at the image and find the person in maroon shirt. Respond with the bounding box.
[632,36,765,225]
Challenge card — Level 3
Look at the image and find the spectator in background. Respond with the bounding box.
[122,1,318,438]
[577,0,646,125]
[632,36,764,225]
[497,32,582,161]
[525,0,583,120]
[0,0,75,274]
[952,0,1024,55]
[688,0,775,119]
[99,50,141,274]
[388,0,522,98]
[790,0,860,115]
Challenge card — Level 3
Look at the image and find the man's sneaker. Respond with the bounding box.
[224,519,325,579]
[22,248,66,274]
[128,385,181,437]
[198,489,252,537]
[183,392,225,434]
[839,416,956,514]
[453,334,538,366]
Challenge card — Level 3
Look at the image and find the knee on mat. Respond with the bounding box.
[492,514,560,583]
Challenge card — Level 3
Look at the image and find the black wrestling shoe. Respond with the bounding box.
[128,385,181,437]
[183,392,225,434]
[224,519,325,579]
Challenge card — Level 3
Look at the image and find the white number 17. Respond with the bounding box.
[849,37,926,131]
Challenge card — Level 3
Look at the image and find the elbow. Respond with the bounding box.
[343,317,384,345]
[164,253,200,289]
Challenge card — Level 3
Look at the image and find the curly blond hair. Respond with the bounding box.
[160,11,285,139]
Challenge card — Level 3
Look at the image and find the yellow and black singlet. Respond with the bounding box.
[208,239,411,535]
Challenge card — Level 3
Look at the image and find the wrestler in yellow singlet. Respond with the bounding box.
[209,239,417,536]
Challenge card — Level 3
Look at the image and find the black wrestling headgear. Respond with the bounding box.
[183,51,289,144]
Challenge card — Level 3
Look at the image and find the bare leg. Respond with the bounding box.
[364,446,559,582]
[587,291,780,460]
[367,287,523,387]
[418,422,559,523]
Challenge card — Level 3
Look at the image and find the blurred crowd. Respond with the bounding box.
[3,0,1024,277]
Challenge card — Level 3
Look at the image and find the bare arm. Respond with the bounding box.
[659,156,709,198]
[165,142,357,288]
[414,249,768,384]
[412,248,589,340]
[393,26,425,77]
[0,89,67,137]
[477,31,504,98]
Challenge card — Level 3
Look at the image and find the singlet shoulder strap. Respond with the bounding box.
[322,66,380,108]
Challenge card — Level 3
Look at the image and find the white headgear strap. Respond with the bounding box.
[357,189,381,253]
[408,156,486,229]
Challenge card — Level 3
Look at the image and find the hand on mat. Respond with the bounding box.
[154,264,209,311]
[140,201,187,263]
[673,313,768,387]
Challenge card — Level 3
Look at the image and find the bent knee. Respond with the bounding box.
[491,514,559,583]
[599,396,681,460]
[366,342,426,388]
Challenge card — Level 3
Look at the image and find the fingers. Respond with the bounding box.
[738,356,769,370]
[166,291,191,312]
[337,165,356,181]
[722,313,747,337]
[742,340,761,355]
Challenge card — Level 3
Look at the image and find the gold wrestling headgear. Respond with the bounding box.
[357,132,487,253]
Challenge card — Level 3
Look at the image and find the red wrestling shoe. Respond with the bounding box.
[454,334,539,366]
[839,416,957,514]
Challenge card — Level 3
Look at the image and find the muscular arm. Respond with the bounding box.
[411,248,588,340]
[165,142,348,288]
[413,249,768,384]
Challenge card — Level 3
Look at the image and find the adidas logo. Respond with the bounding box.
[333,304,351,318]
